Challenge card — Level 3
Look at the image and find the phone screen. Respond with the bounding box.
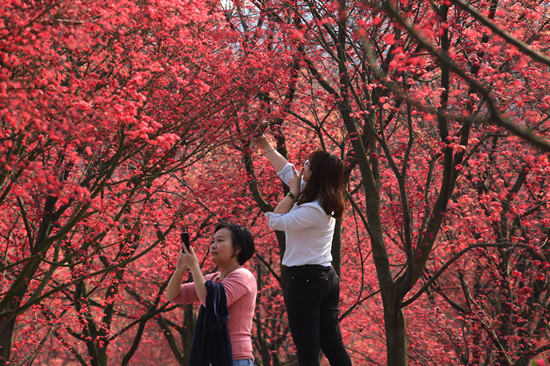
[181,232,191,251]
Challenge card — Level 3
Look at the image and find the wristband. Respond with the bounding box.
[286,192,297,201]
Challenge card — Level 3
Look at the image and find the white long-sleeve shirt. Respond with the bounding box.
[265,163,334,267]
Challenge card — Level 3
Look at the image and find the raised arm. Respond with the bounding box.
[254,134,288,172]
[273,167,301,214]
[181,246,207,302]
[165,252,187,301]
[166,246,206,303]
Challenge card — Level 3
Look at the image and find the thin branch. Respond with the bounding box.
[451,0,550,67]
[374,0,550,152]
[402,242,532,307]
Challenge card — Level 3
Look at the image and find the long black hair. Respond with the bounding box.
[297,151,346,219]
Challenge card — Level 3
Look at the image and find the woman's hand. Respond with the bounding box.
[181,245,207,302]
[174,251,186,271]
[288,166,302,196]
[166,246,193,302]
[273,167,301,214]
[180,245,199,271]
[253,132,288,173]
[252,134,272,151]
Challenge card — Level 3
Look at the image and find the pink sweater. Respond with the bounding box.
[173,268,257,361]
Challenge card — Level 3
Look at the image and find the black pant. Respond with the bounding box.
[285,265,352,366]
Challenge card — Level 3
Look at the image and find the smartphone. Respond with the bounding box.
[181,232,191,251]
[253,121,270,138]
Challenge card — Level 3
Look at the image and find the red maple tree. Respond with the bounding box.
[1,0,549,365]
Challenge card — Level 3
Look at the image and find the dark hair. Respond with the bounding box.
[214,222,255,265]
[298,151,346,219]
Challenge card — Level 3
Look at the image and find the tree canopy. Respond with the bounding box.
[1,0,549,365]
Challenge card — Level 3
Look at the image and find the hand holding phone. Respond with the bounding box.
[253,120,270,138]
[181,232,191,251]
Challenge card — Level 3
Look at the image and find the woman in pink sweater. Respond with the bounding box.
[166,222,257,365]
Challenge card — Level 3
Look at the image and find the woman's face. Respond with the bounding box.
[302,159,312,182]
[210,227,239,266]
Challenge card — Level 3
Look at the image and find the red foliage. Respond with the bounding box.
[1,0,549,364]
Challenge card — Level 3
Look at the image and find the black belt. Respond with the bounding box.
[285,264,332,275]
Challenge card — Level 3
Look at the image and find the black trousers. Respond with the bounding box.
[285,265,352,366]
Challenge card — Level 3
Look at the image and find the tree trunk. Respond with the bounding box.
[385,307,408,366]
[332,219,343,277]
[0,316,16,365]
[182,303,195,365]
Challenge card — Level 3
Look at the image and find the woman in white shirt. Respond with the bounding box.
[255,135,352,366]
